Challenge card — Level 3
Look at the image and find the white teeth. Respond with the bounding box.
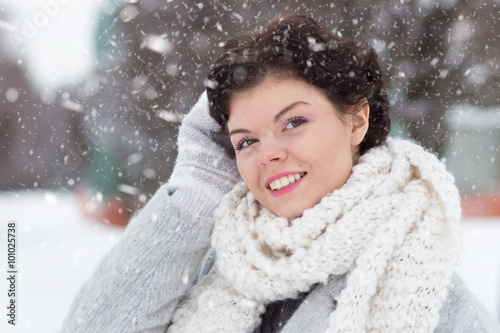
[281,177,290,187]
[269,173,305,191]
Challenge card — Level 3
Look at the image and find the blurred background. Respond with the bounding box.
[0,0,499,332]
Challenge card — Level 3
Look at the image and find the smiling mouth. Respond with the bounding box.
[269,172,306,191]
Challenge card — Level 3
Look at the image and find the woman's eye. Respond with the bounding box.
[284,117,307,130]
[236,138,258,151]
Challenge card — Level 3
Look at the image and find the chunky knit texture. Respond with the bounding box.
[168,138,462,333]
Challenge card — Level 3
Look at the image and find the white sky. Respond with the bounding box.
[0,0,105,87]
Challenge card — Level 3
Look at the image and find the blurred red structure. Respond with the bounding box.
[76,190,131,228]
[461,192,500,217]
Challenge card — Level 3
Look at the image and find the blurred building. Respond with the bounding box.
[0,9,84,192]
[2,0,499,222]
[444,105,500,216]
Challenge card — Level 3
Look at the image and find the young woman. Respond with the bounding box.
[63,14,498,332]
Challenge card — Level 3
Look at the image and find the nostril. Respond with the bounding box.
[257,141,287,165]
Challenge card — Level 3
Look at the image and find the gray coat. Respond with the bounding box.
[62,183,500,332]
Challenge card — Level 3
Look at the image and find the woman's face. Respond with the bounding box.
[227,75,369,219]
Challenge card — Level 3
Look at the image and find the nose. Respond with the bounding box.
[257,137,287,167]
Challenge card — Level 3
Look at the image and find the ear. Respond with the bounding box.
[349,103,370,146]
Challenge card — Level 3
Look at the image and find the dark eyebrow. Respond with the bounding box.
[229,101,309,137]
[274,101,309,123]
[228,128,251,136]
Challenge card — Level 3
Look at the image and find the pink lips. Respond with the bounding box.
[266,172,306,197]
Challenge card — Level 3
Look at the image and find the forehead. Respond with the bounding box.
[226,74,341,126]
[226,76,302,123]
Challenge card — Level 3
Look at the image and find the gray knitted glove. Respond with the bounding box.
[167,92,241,217]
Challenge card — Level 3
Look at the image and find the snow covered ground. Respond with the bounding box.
[0,190,123,333]
[1,190,500,332]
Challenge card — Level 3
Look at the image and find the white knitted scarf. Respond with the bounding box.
[168,138,462,332]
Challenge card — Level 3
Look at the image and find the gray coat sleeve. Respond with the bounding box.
[437,273,500,333]
[61,184,215,332]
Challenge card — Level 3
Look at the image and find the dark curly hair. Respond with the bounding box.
[206,13,390,156]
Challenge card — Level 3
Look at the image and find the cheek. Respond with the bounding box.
[312,131,353,175]
[236,157,253,184]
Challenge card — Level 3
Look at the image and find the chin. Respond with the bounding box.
[267,198,319,220]
[273,207,305,220]
[264,196,319,220]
